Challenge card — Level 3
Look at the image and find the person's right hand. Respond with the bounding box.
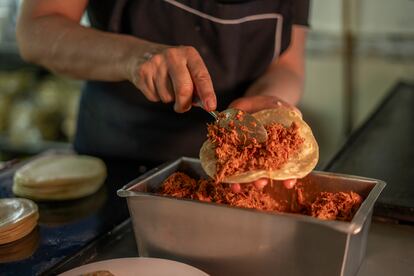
[129,45,217,113]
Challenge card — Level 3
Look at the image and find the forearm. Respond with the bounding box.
[17,15,166,81]
[244,64,304,106]
[245,26,307,106]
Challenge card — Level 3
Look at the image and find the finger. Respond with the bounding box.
[136,62,160,102]
[229,96,266,113]
[293,106,302,118]
[154,62,175,103]
[166,49,194,113]
[271,98,302,118]
[230,95,302,116]
[185,47,216,111]
[253,178,268,189]
[283,178,297,189]
[230,183,241,193]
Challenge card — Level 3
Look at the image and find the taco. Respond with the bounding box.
[200,106,319,183]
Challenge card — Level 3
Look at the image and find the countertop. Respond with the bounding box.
[0,156,142,276]
[49,219,414,276]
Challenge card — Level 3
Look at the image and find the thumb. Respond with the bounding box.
[283,179,297,189]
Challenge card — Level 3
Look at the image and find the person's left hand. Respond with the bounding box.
[228,95,301,192]
[229,94,302,116]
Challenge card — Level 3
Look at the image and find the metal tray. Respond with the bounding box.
[118,157,385,276]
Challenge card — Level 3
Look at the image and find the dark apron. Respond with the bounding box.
[75,0,294,165]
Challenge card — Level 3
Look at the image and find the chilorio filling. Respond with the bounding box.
[158,172,282,211]
[158,172,363,221]
[207,121,304,182]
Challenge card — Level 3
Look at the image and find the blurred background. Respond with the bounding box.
[0,0,413,166]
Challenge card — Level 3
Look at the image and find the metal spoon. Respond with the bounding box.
[193,98,268,144]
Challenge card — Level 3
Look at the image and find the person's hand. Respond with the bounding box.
[230,178,297,193]
[229,95,301,117]
[130,45,217,113]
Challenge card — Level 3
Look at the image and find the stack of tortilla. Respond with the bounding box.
[13,155,107,201]
[0,198,38,245]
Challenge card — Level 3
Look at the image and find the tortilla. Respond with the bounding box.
[13,155,107,201]
[200,107,319,183]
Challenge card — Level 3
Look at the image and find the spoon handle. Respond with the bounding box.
[209,111,219,120]
[192,95,219,120]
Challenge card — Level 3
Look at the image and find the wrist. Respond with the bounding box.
[246,68,304,106]
[245,85,293,106]
[245,83,302,106]
[121,37,169,83]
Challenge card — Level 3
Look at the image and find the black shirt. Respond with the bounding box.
[87,0,310,30]
[77,0,311,163]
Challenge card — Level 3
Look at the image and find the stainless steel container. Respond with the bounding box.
[118,157,385,276]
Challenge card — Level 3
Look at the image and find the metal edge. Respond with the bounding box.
[120,191,373,235]
[339,233,351,276]
[123,190,354,233]
[117,157,202,197]
[118,159,386,234]
[310,171,386,233]
[349,179,386,234]
[117,158,183,197]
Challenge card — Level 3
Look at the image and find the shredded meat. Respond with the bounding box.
[295,187,363,221]
[158,172,282,212]
[158,172,363,221]
[308,192,362,221]
[208,121,304,182]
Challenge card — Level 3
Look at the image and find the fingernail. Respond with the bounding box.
[206,98,216,111]
[231,183,241,193]
[284,179,297,189]
[184,104,191,112]
[254,178,268,189]
[174,102,180,112]
[174,102,191,113]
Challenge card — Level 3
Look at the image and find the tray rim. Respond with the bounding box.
[117,157,386,235]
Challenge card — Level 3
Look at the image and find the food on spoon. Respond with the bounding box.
[214,108,268,144]
[200,107,319,183]
[158,172,363,221]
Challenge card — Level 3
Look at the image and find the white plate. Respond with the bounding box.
[60,257,209,276]
[0,198,37,230]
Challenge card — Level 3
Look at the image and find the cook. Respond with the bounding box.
[16,0,310,188]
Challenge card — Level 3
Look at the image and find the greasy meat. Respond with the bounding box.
[158,172,282,211]
[208,121,304,182]
[301,190,363,221]
[158,172,363,221]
